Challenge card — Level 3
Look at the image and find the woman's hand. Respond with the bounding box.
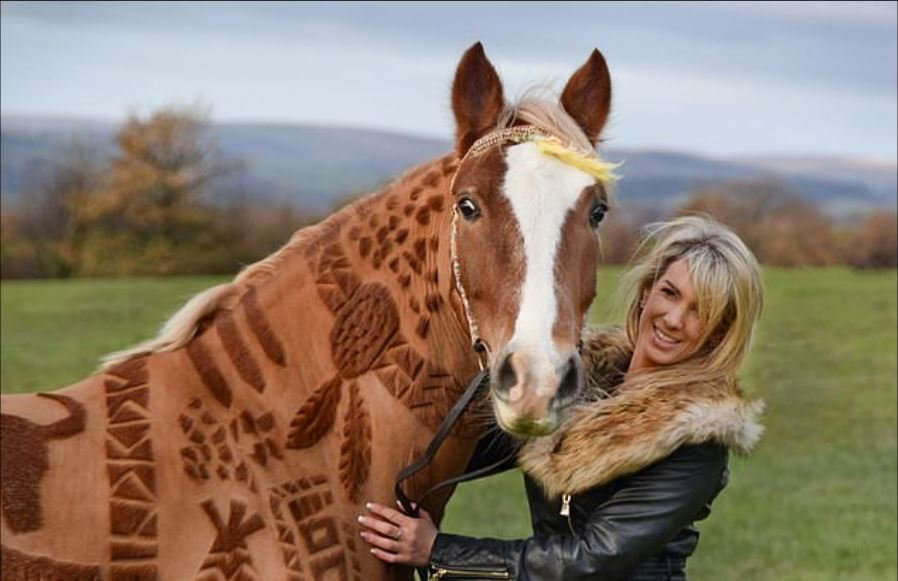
[358,502,438,567]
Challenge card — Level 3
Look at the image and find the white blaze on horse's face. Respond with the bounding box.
[493,142,597,436]
[449,43,613,437]
[452,141,604,438]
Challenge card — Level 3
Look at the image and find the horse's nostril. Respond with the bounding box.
[495,353,518,399]
[556,356,582,406]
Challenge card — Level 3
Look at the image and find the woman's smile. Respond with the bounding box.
[651,325,682,347]
[630,259,706,371]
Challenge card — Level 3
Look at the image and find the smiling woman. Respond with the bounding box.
[630,260,707,370]
[622,217,764,384]
[360,216,767,581]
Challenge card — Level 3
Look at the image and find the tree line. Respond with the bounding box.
[599,179,896,269]
[2,108,895,279]
[2,108,317,278]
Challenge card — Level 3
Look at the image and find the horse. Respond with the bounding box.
[0,42,615,580]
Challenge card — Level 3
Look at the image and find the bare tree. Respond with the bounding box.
[1,141,104,277]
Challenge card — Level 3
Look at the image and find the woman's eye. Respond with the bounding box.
[589,202,607,228]
[457,196,481,220]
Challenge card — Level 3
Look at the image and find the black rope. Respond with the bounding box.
[395,367,520,581]
[395,368,490,517]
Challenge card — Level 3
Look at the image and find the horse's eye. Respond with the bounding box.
[457,197,481,220]
[589,201,607,228]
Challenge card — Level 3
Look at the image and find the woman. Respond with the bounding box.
[359,216,765,580]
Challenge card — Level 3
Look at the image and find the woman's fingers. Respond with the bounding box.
[360,500,436,567]
[366,502,408,525]
[369,547,400,563]
[360,527,400,552]
[357,514,402,540]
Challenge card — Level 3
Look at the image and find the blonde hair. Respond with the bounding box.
[621,215,763,387]
[496,87,619,193]
[497,87,595,154]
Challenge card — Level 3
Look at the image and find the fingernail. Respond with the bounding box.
[366,502,373,509]
[357,515,365,523]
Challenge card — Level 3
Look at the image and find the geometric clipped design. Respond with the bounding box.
[104,356,159,581]
[194,499,266,581]
[268,475,361,581]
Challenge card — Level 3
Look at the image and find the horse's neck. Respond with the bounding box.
[210,153,481,509]
[258,152,475,380]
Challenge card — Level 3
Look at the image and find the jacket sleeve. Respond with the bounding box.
[430,443,728,581]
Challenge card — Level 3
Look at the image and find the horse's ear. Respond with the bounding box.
[452,42,506,157]
[560,49,612,147]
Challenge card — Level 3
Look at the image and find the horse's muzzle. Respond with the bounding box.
[490,349,583,437]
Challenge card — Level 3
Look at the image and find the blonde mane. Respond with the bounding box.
[99,219,329,370]
[498,87,596,155]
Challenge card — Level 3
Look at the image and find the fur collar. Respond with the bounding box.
[518,326,764,498]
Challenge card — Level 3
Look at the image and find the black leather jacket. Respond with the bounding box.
[429,432,729,580]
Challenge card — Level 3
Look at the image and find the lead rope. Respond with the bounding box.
[395,205,494,581]
[395,125,618,579]
[396,127,558,581]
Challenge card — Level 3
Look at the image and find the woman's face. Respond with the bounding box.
[630,259,706,371]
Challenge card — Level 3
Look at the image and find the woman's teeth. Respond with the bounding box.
[654,326,679,344]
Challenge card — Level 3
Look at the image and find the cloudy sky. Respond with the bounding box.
[2,1,896,160]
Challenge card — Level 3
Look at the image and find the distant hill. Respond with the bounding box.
[0,116,449,212]
[734,154,897,215]
[2,114,895,217]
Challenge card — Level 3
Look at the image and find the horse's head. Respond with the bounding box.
[449,43,614,438]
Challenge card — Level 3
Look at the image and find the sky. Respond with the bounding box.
[2,1,896,161]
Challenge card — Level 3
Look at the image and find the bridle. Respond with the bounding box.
[393,125,613,578]
[394,128,554,522]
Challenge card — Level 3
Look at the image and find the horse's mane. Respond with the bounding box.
[98,223,324,370]
[99,89,594,371]
[498,86,596,154]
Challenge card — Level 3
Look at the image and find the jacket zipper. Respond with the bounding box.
[431,565,510,579]
[560,494,572,516]
[560,493,575,535]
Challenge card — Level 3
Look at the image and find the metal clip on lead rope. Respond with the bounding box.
[473,338,489,371]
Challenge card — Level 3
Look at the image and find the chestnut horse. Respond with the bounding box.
[0,43,615,580]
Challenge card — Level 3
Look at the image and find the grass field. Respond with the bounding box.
[2,268,896,580]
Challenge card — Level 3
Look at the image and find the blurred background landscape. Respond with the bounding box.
[1,2,896,579]
[2,1,896,277]
[1,108,896,278]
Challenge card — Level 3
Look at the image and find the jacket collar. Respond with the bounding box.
[518,326,764,498]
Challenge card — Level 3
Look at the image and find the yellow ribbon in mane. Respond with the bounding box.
[535,137,622,186]
[462,126,622,187]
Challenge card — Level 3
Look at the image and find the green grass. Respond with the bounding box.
[687,269,897,580]
[0,276,226,393]
[2,269,896,580]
